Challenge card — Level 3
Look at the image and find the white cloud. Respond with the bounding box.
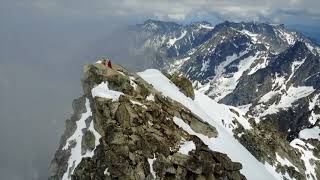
[11,0,320,24]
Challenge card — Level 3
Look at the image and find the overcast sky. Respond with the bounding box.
[4,0,320,24]
[1,0,319,179]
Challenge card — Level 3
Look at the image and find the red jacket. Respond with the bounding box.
[107,60,112,68]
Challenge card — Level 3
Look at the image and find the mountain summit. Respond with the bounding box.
[50,63,251,180]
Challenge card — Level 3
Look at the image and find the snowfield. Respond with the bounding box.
[258,86,315,117]
[138,69,279,180]
[208,50,259,101]
[299,126,320,141]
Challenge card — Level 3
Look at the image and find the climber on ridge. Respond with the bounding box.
[107,59,112,69]
[101,58,112,69]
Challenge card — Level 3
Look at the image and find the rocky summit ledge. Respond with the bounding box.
[49,62,245,180]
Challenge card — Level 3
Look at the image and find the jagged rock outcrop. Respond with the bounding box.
[49,63,246,180]
[169,73,195,100]
[235,120,306,179]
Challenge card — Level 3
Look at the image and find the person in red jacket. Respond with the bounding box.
[107,60,112,68]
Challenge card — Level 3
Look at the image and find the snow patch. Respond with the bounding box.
[214,52,243,77]
[198,24,214,30]
[259,91,279,103]
[168,30,187,46]
[178,140,196,155]
[104,168,110,176]
[275,153,299,171]
[200,59,210,72]
[241,30,258,42]
[290,139,319,179]
[148,155,156,178]
[305,43,316,55]
[143,22,159,31]
[174,57,190,66]
[146,94,155,101]
[117,70,126,76]
[62,99,101,180]
[277,29,296,45]
[91,81,123,101]
[197,81,211,93]
[248,56,268,75]
[129,76,138,90]
[309,93,319,111]
[299,126,320,140]
[238,104,252,114]
[275,86,314,108]
[169,57,190,74]
[287,58,306,82]
[256,58,310,117]
[272,73,286,90]
[260,86,315,116]
[130,100,147,108]
[309,111,320,125]
[308,93,320,124]
[209,51,258,101]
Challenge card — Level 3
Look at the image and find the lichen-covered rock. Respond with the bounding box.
[81,131,95,153]
[170,73,195,100]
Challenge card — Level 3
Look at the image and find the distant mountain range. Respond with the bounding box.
[129,19,320,179]
[131,19,319,132]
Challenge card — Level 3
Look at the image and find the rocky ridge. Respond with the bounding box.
[49,63,246,180]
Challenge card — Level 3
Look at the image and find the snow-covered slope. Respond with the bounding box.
[139,69,320,180]
[138,69,280,179]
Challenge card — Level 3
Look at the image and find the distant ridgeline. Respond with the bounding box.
[131,19,320,180]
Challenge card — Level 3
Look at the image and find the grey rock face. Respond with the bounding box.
[49,95,87,180]
[50,63,245,180]
[169,74,195,100]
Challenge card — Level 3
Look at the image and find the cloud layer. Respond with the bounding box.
[20,0,320,25]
